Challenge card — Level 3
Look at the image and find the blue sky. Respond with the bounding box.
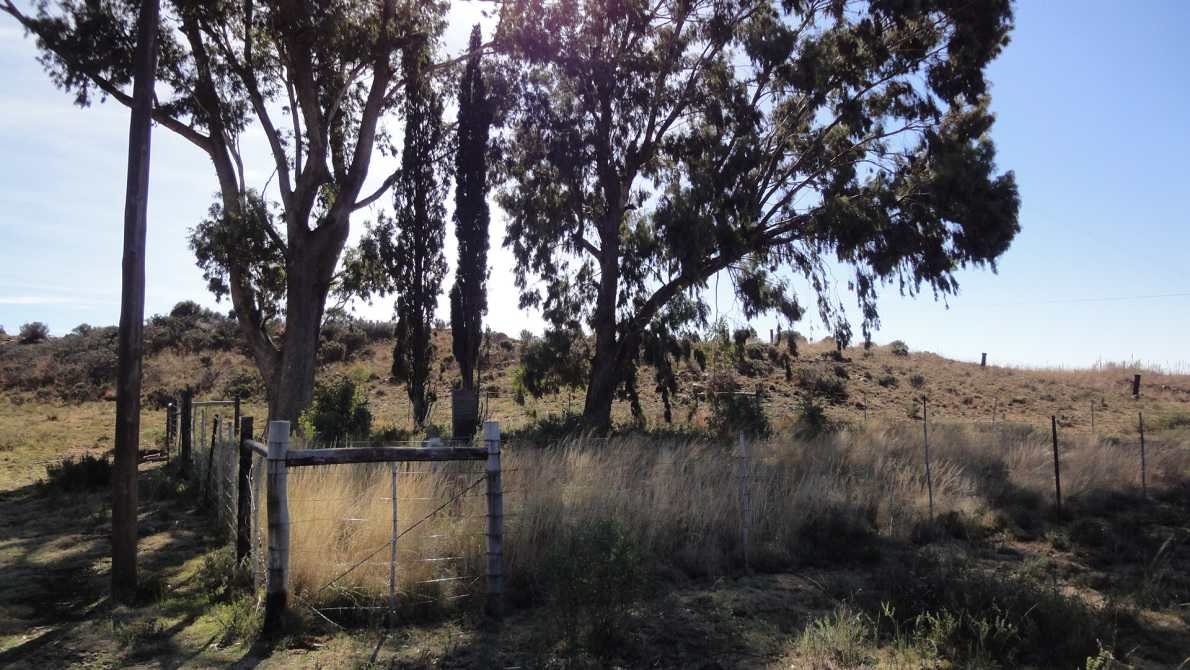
[1,2,1187,369]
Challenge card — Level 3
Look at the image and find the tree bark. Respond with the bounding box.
[112,0,159,604]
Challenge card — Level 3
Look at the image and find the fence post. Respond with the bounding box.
[388,461,399,625]
[981,353,987,368]
[922,399,935,520]
[264,420,290,634]
[1051,416,1062,515]
[205,415,220,504]
[484,421,504,619]
[180,389,192,476]
[233,395,241,439]
[164,402,173,459]
[1090,401,1095,438]
[738,431,751,571]
[1139,412,1148,499]
[237,416,254,563]
[1132,374,1141,398]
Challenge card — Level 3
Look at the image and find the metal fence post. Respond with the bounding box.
[1051,415,1062,515]
[738,431,751,571]
[237,416,254,563]
[180,389,192,475]
[264,420,290,634]
[1139,412,1148,499]
[923,399,935,520]
[484,421,504,619]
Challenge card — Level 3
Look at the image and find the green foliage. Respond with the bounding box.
[540,518,646,654]
[194,546,254,604]
[499,0,1019,428]
[512,327,589,401]
[43,453,111,493]
[794,393,834,439]
[145,301,239,354]
[795,606,873,668]
[299,377,373,445]
[504,412,586,445]
[449,25,493,394]
[878,374,900,388]
[909,373,927,389]
[189,194,286,327]
[708,392,770,439]
[890,340,911,357]
[18,321,49,344]
[796,367,849,404]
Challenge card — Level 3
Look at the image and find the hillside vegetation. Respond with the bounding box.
[4,311,1190,667]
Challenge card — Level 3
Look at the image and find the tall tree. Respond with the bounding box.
[344,37,449,428]
[4,0,446,423]
[111,0,159,604]
[497,0,1020,431]
[448,24,492,437]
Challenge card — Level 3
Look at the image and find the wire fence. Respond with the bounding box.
[168,389,1190,629]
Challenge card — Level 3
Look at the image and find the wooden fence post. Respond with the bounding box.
[264,420,290,634]
[1090,401,1096,437]
[922,399,934,520]
[738,431,751,571]
[1139,412,1148,499]
[981,353,987,368]
[180,389,192,475]
[484,421,504,619]
[236,416,254,563]
[1132,374,1141,398]
[1051,416,1062,515]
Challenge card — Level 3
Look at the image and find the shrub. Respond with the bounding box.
[44,453,111,492]
[299,377,373,444]
[708,391,770,438]
[222,369,265,400]
[18,321,49,344]
[540,518,646,653]
[910,373,926,389]
[797,368,848,403]
[505,412,585,445]
[194,546,254,603]
[794,394,834,439]
[878,374,899,388]
[890,340,910,357]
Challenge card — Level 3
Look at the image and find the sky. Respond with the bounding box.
[1,2,1188,370]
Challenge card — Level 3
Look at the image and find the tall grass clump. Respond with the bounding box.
[280,423,1190,614]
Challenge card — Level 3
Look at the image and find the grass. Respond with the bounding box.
[3,333,1190,667]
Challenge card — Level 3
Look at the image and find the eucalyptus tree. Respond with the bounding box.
[3,0,447,422]
[448,24,493,437]
[497,0,1020,431]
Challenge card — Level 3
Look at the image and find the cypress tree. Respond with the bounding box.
[448,25,492,437]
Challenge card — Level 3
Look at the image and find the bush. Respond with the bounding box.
[909,373,926,389]
[890,340,910,357]
[299,377,373,444]
[222,369,265,400]
[505,412,585,445]
[19,321,49,344]
[540,518,646,653]
[794,394,834,439]
[878,374,899,388]
[44,453,111,492]
[708,392,770,438]
[797,368,848,404]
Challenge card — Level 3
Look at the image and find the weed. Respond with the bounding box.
[43,453,111,492]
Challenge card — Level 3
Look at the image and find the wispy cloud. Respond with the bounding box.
[0,295,107,306]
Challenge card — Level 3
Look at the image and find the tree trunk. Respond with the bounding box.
[266,226,345,425]
[112,0,159,604]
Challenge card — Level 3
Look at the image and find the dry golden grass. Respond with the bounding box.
[281,421,1190,609]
